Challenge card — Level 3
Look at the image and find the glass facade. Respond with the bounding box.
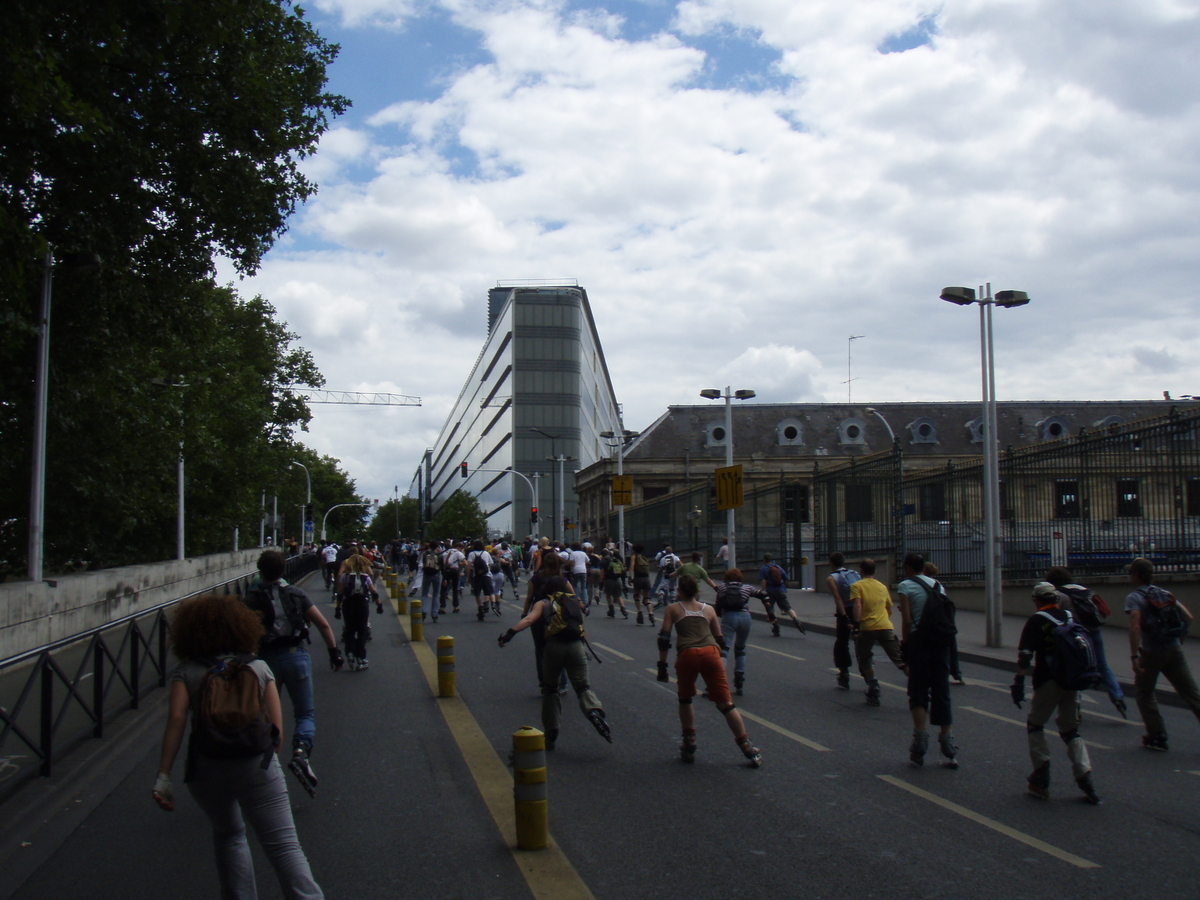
[411,284,622,540]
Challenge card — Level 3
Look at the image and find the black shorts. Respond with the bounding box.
[471,572,492,596]
[766,591,791,613]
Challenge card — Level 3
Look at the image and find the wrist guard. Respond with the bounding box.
[656,660,670,682]
[500,628,517,645]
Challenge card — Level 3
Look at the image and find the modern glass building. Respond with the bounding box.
[410,281,623,540]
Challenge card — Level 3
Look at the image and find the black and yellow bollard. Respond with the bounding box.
[396,578,408,615]
[436,635,456,697]
[410,599,423,641]
[512,727,548,850]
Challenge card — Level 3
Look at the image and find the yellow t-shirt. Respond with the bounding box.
[850,578,894,632]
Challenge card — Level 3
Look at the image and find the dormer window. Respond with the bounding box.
[1038,417,1069,441]
[777,418,804,446]
[907,417,937,444]
[838,417,867,445]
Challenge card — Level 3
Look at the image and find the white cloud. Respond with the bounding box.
[233,0,1200,504]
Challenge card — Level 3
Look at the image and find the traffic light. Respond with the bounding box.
[530,506,538,524]
[460,462,468,478]
[304,503,313,520]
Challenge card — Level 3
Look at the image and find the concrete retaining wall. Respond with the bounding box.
[1,551,261,661]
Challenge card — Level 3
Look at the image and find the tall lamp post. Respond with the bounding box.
[531,428,562,541]
[150,376,191,560]
[600,429,639,561]
[700,386,756,571]
[290,461,312,546]
[941,283,1030,647]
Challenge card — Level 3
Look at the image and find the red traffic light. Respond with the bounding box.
[460,462,468,477]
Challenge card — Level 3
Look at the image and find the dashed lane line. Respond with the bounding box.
[746,643,806,662]
[643,669,831,752]
[878,775,1100,869]
[396,598,596,900]
[589,642,634,661]
[960,706,1113,751]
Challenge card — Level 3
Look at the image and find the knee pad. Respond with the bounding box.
[1059,728,1080,744]
[678,696,693,705]
[717,703,736,713]
[1026,722,1044,735]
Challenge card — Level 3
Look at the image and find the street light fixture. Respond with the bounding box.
[940,282,1031,648]
[864,407,896,444]
[150,375,191,560]
[291,461,312,544]
[700,386,756,571]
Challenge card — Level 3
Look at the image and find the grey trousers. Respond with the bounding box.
[1134,645,1200,737]
[1027,680,1091,779]
[187,754,324,900]
[541,639,602,734]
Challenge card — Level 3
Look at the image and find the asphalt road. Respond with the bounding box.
[6,575,1200,900]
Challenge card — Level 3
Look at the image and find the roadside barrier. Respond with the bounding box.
[512,726,548,850]
[410,599,423,641]
[437,635,456,697]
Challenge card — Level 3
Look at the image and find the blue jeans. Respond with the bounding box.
[421,571,442,608]
[1090,627,1124,701]
[571,573,588,605]
[721,610,752,674]
[258,645,315,751]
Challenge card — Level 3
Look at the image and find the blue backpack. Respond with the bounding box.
[1038,610,1103,691]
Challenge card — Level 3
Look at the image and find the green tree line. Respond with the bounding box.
[0,1,357,573]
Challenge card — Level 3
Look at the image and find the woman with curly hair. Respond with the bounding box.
[153,594,324,899]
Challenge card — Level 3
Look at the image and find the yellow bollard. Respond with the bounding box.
[436,635,456,697]
[410,599,423,641]
[396,579,408,615]
[512,727,548,850]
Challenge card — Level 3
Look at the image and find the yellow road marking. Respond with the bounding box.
[747,643,805,662]
[1079,707,1137,725]
[878,775,1100,869]
[960,707,1112,751]
[643,669,829,751]
[400,606,595,900]
[1189,771,1200,776]
[589,642,634,661]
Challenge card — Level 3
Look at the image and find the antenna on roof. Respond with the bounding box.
[845,335,865,404]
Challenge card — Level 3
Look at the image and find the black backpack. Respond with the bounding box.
[914,578,958,640]
[1138,586,1189,642]
[1038,610,1103,691]
[471,552,488,575]
[1058,584,1110,629]
[244,584,310,647]
[188,656,278,770]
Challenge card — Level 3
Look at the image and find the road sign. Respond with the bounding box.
[715,464,744,511]
[611,474,633,506]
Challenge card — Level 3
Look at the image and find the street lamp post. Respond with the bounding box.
[600,429,639,563]
[700,386,756,571]
[864,407,896,445]
[531,429,562,541]
[150,376,191,560]
[290,461,311,545]
[545,454,577,541]
[941,283,1030,648]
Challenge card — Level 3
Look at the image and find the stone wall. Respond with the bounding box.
[1,551,261,661]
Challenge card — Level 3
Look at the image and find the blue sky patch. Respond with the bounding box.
[678,23,792,93]
[878,13,938,54]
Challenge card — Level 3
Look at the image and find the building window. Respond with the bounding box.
[641,486,669,502]
[784,486,810,523]
[1116,479,1142,518]
[907,417,938,444]
[1039,417,1069,441]
[845,484,873,522]
[838,418,867,446]
[1055,480,1080,519]
[777,418,804,446]
[918,483,946,522]
[1188,478,1200,516]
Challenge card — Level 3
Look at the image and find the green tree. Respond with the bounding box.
[428,491,487,542]
[365,497,420,546]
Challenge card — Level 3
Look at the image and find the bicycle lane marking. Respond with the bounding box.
[396,597,596,900]
[878,774,1100,869]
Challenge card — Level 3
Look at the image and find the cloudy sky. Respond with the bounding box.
[223,0,1200,506]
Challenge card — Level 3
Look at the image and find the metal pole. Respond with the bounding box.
[272,495,278,547]
[29,250,53,582]
[259,492,265,547]
[176,432,185,560]
[617,438,625,561]
[984,285,1003,647]
[532,473,541,539]
[557,454,566,542]
[725,387,737,572]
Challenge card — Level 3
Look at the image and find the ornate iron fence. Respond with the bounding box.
[812,446,905,575]
[0,552,316,800]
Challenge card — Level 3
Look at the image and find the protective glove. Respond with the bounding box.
[498,628,517,647]
[153,772,175,812]
[328,647,345,671]
[656,661,670,683]
[1010,676,1026,709]
[376,602,384,614]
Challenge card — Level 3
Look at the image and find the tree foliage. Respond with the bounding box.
[0,2,351,574]
[428,491,487,542]
[365,497,420,546]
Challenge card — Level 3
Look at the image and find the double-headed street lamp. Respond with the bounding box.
[700,386,756,571]
[941,283,1030,647]
[290,461,312,544]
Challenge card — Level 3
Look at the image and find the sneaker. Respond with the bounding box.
[288,747,318,797]
[836,671,850,690]
[737,735,762,767]
[938,733,959,769]
[1142,733,1168,751]
[636,611,644,625]
[1112,697,1128,719]
[358,658,369,670]
[771,622,781,637]
[680,730,697,763]
[794,618,806,635]
[346,653,358,671]
[1075,771,1100,805]
[1027,761,1050,799]
[607,607,615,618]
[586,708,612,743]
[909,731,929,766]
[734,671,744,696]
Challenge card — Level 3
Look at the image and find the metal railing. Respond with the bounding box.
[0,552,316,800]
